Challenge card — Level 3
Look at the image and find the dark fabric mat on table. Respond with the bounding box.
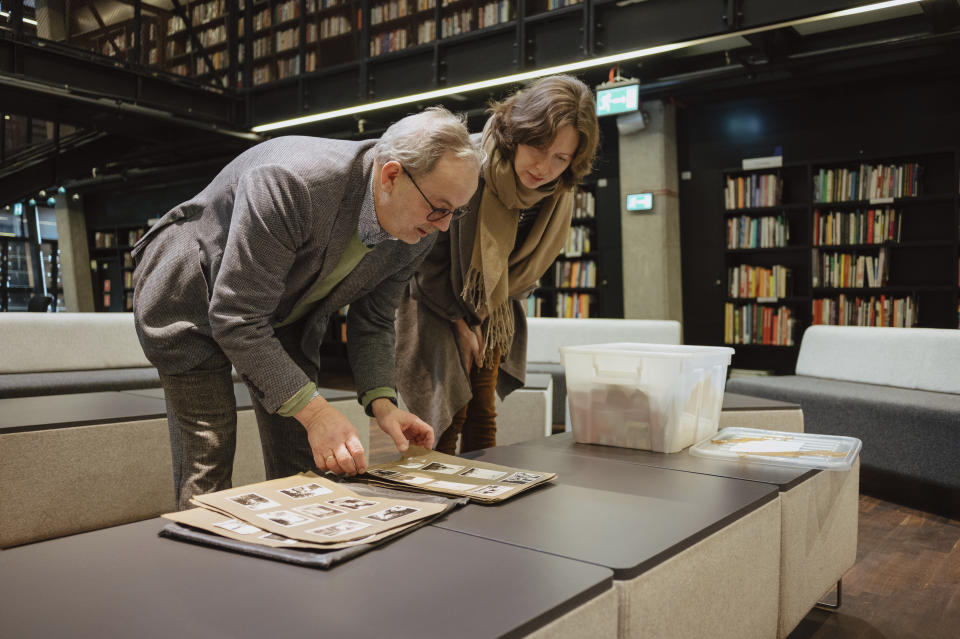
[159,480,468,569]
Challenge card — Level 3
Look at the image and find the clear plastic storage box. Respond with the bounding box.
[559,343,735,453]
[689,427,862,470]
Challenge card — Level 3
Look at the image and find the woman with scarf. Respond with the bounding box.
[395,75,600,454]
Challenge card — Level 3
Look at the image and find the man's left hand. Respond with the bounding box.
[371,398,436,453]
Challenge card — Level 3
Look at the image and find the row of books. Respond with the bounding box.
[309,16,353,41]
[371,0,411,25]
[546,0,581,8]
[724,173,781,210]
[723,303,796,346]
[572,189,596,219]
[195,51,230,74]
[812,294,918,328]
[440,10,473,37]
[812,207,902,246]
[479,1,512,27]
[554,260,596,288]
[561,226,592,257]
[276,26,299,51]
[813,162,921,203]
[277,55,301,79]
[370,28,408,55]
[92,229,146,249]
[811,248,889,289]
[275,0,302,23]
[728,264,792,299]
[557,292,592,318]
[726,214,790,249]
[417,19,437,43]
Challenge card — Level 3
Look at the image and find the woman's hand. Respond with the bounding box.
[454,318,484,373]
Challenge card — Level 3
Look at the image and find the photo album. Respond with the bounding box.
[361,445,557,503]
[163,473,446,549]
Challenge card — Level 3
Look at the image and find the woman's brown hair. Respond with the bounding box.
[487,74,600,189]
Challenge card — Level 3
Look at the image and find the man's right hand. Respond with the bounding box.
[294,395,366,475]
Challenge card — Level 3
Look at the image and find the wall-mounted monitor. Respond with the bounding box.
[626,192,653,211]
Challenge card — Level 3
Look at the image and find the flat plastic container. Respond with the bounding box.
[689,427,862,470]
[560,343,735,453]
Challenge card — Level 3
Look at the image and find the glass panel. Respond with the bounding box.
[6,241,34,288]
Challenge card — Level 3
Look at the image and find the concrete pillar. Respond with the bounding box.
[617,99,683,327]
[54,194,95,312]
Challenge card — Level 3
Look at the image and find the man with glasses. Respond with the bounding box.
[133,107,481,510]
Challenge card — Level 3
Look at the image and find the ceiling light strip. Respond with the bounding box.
[252,0,921,132]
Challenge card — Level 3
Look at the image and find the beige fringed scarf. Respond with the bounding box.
[462,123,574,367]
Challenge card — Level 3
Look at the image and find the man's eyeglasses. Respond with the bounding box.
[402,165,468,222]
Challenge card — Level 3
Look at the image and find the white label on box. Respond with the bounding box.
[869,197,894,205]
[731,440,803,453]
[741,156,783,170]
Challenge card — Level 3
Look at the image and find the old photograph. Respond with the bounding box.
[399,475,433,485]
[368,468,401,478]
[257,510,313,527]
[228,492,281,511]
[280,482,332,499]
[259,532,298,544]
[502,472,542,485]
[459,467,508,481]
[469,484,514,497]
[397,459,428,469]
[365,505,419,522]
[427,480,475,491]
[213,519,262,535]
[421,462,465,474]
[309,519,371,538]
[294,503,343,519]
[328,497,378,511]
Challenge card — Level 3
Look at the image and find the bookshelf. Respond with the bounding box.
[524,176,622,319]
[88,225,149,312]
[722,150,960,373]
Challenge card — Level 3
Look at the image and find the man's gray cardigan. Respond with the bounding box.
[132,136,435,413]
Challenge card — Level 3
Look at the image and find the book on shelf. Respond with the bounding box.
[813,162,922,203]
[724,173,782,209]
[724,302,795,346]
[556,292,592,318]
[813,207,902,246]
[811,248,889,289]
[554,260,597,288]
[812,294,918,328]
[572,188,595,219]
[726,214,789,249]
[728,264,792,299]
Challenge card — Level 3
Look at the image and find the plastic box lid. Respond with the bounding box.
[689,427,862,471]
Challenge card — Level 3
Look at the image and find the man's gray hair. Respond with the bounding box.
[373,106,482,177]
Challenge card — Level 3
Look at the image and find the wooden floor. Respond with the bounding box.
[787,495,960,639]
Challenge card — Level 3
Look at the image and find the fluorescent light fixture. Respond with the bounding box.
[252,0,921,133]
[0,11,39,26]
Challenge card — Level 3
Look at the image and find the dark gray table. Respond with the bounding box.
[515,432,815,489]
[123,383,357,408]
[0,384,357,432]
[0,391,166,431]
[0,519,613,639]
[442,445,778,579]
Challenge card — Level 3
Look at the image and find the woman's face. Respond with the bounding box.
[513,123,579,189]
